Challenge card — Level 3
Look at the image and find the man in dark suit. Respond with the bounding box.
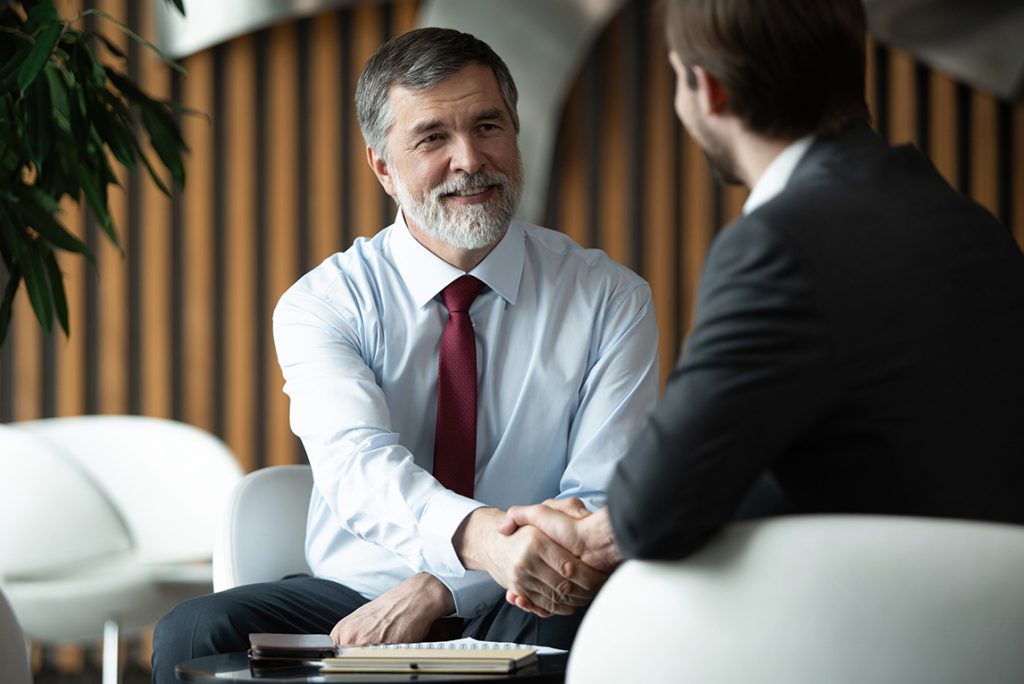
[498,0,1024,598]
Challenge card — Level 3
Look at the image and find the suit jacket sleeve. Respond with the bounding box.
[607,216,835,560]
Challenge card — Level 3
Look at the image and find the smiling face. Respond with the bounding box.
[368,63,523,257]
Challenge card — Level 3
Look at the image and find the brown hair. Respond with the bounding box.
[666,0,870,138]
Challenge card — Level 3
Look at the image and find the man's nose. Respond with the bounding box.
[449,136,485,175]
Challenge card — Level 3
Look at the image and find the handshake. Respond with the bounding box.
[454,498,624,618]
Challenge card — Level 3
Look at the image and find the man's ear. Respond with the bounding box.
[366,146,396,197]
[693,66,729,117]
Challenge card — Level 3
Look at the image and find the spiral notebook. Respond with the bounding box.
[249,634,563,674]
[324,641,539,674]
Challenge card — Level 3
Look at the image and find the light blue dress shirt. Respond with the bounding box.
[273,211,659,617]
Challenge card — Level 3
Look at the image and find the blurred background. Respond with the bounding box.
[2,0,1022,680]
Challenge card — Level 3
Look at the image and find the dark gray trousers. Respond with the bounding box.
[151,574,585,684]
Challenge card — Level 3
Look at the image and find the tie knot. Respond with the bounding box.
[442,275,485,313]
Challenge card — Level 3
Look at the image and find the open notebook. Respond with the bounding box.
[248,634,564,674]
[324,644,538,674]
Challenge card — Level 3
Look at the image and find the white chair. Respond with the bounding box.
[0,416,243,684]
[213,465,313,591]
[0,586,32,684]
[568,515,1024,684]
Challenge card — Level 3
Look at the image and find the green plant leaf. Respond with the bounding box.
[44,65,71,134]
[140,106,185,186]
[20,242,54,333]
[17,22,62,93]
[93,95,136,167]
[18,184,94,259]
[81,9,186,76]
[71,161,120,249]
[44,246,69,336]
[94,32,127,60]
[0,44,31,92]
[25,3,59,33]
[164,0,186,16]
[27,72,53,167]
[128,134,171,196]
[0,268,21,346]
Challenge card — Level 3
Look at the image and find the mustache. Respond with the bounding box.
[430,172,509,200]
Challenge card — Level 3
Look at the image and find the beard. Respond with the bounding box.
[393,154,524,251]
[688,115,743,186]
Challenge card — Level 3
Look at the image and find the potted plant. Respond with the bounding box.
[0,0,187,344]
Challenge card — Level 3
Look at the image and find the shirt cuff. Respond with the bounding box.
[437,571,505,618]
[420,489,485,577]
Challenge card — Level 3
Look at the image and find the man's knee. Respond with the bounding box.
[153,592,249,664]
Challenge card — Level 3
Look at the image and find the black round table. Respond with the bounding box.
[175,650,568,683]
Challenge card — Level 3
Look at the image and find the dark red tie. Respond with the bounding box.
[433,275,485,498]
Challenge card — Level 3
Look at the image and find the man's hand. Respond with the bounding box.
[497,502,622,616]
[453,508,607,618]
[330,573,454,646]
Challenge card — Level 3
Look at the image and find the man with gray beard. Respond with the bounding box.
[151,27,658,682]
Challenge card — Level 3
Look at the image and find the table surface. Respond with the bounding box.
[175,650,568,684]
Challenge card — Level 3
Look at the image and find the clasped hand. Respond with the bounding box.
[454,505,608,618]
[496,499,623,617]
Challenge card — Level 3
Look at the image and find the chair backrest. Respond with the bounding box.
[213,465,314,592]
[15,416,243,564]
[568,515,1024,684]
[0,586,32,684]
[0,423,130,580]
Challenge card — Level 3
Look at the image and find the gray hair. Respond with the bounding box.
[355,27,520,161]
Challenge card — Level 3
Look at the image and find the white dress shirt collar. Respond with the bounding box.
[743,134,815,215]
[390,209,524,309]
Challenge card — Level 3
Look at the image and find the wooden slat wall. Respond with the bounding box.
[2,0,1023,675]
[3,0,1023,458]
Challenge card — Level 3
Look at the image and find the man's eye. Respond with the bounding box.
[421,134,442,144]
[479,123,498,133]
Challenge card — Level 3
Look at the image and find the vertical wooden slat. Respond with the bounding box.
[138,0,172,419]
[53,0,87,419]
[11,287,43,421]
[721,185,748,226]
[887,48,917,146]
[95,0,130,416]
[350,6,389,239]
[553,80,588,245]
[643,6,679,385]
[180,49,215,432]
[310,14,344,264]
[224,34,257,470]
[929,70,958,186]
[598,16,629,264]
[54,198,87,418]
[969,90,999,217]
[266,22,300,468]
[392,1,419,34]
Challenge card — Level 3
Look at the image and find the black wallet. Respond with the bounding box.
[248,632,337,660]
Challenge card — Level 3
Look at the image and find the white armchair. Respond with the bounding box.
[0,415,243,684]
[568,515,1024,683]
[213,465,313,591]
[0,586,31,684]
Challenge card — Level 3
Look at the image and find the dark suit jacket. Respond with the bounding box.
[608,122,1024,560]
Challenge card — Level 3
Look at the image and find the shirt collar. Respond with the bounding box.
[742,134,815,215]
[390,209,524,309]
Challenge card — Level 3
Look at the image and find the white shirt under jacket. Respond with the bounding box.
[273,211,660,618]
